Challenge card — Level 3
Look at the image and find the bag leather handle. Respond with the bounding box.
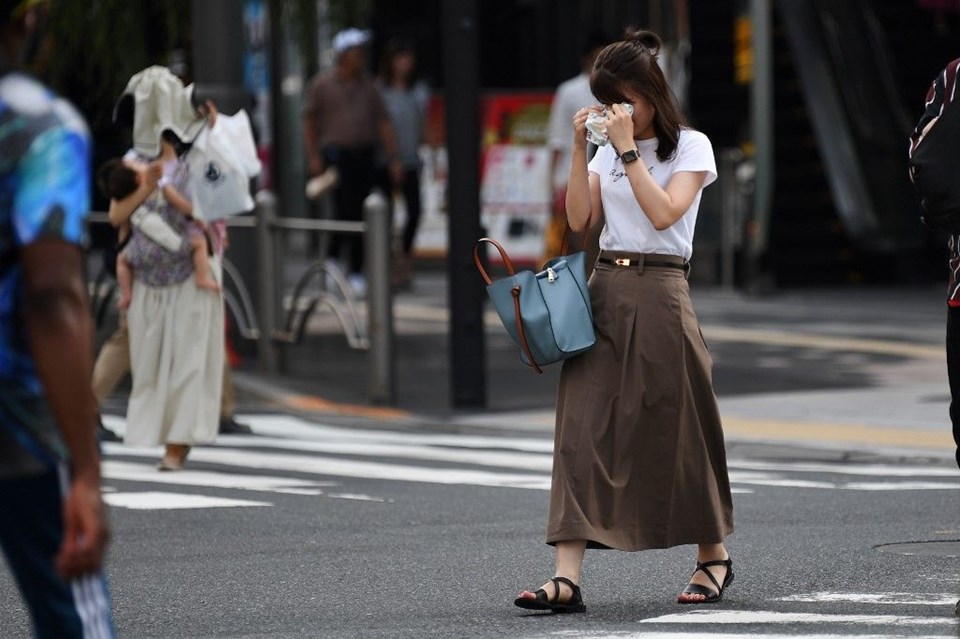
[474,237,543,373]
[473,237,516,285]
[511,287,543,374]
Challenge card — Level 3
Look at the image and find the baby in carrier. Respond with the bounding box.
[97,155,219,308]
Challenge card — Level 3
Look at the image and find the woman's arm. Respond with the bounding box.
[606,104,706,230]
[162,182,193,216]
[622,166,706,230]
[565,107,603,232]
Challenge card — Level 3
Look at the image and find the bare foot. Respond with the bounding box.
[157,443,191,471]
[117,292,131,310]
[196,276,220,293]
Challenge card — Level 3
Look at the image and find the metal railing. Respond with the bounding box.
[86,190,395,404]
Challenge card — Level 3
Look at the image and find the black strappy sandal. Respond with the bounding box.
[514,576,586,614]
[677,558,734,604]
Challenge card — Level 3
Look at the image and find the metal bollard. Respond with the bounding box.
[363,189,395,404]
[255,190,279,373]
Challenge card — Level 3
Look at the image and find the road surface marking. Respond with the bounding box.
[729,460,959,477]
[776,592,958,605]
[702,326,945,361]
[104,491,270,510]
[537,634,955,639]
[640,610,948,626]
[102,459,334,495]
[101,415,956,493]
[723,417,954,450]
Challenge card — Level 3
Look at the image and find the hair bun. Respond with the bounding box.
[623,28,662,56]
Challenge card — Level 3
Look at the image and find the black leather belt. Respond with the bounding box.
[597,256,689,272]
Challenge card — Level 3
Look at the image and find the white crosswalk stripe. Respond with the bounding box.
[524,591,958,639]
[99,413,960,511]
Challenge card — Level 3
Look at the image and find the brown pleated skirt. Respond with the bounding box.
[547,253,734,551]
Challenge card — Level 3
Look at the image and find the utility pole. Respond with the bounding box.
[191,1,249,114]
[747,0,773,292]
[442,0,486,408]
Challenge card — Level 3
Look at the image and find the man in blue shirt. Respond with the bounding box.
[0,2,115,636]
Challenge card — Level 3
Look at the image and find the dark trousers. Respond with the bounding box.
[946,305,960,467]
[0,468,115,638]
[378,166,423,255]
[324,146,376,275]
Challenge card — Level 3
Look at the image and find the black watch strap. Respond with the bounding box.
[620,148,640,164]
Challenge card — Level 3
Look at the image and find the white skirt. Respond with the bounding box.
[125,262,224,447]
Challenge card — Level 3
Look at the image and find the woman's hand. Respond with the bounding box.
[606,103,635,151]
[572,105,600,148]
[145,162,163,189]
[201,99,219,127]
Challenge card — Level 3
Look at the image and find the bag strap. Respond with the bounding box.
[544,222,585,270]
[511,286,543,374]
[473,237,515,285]
[474,237,543,374]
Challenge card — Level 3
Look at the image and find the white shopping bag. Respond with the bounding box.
[187,109,262,220]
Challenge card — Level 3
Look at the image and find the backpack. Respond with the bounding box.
[909,97,960,232]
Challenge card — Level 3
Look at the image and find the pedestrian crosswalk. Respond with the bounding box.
[99,412,960,511]
[94,412,960,638]
[522,593,959,639]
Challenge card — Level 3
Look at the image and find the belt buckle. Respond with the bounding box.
[614,258,631,267]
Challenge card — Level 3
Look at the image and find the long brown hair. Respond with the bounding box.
[378,38,417,89]
[590,28,686,162]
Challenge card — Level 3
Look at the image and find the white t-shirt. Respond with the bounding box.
[587,128,717,260]
[547,73,598,189]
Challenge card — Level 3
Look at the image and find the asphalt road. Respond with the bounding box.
[5,275,958,637]
[1,413,957,639]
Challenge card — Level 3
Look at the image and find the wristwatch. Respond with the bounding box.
[620,148,640,164]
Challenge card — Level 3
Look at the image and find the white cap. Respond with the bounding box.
[332,28,371,56]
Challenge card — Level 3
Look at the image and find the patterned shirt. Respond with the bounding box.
[0,71,91,477]
[123,158,195,287]
[909,58,960,305]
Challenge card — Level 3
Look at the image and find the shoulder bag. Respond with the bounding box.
[473,236,595,373]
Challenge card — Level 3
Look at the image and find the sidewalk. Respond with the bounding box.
[219,266,957,460]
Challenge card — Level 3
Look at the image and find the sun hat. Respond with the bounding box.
[333,28,371,56]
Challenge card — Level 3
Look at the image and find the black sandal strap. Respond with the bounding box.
[681,582,718,599]
[699,559,732,569]
[692,559,732,593]
[550,576,580,603]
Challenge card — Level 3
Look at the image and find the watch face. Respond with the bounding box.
[621,149,639,164]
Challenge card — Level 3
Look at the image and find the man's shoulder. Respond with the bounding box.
[0,72,86,128]
[0,72,89,162]
[555,73,596,112]
[556,73,589,96]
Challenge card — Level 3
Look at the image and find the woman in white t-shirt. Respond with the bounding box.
[515,29,735,613]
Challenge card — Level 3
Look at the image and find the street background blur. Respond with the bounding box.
[33,0,958,410]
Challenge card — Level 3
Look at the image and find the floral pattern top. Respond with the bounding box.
[123,158,195,287]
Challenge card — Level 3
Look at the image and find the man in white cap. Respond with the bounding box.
[303,27,403,294]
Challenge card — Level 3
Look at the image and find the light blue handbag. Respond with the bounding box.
[473,237,596,373]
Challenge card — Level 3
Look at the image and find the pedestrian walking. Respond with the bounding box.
[106,131,223,470]
[514,29,734,613]
[376,37,429,289]
[303,27,403,295]
[908,56,960,469]
[0,2,115,636]
[93,96,250,438]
